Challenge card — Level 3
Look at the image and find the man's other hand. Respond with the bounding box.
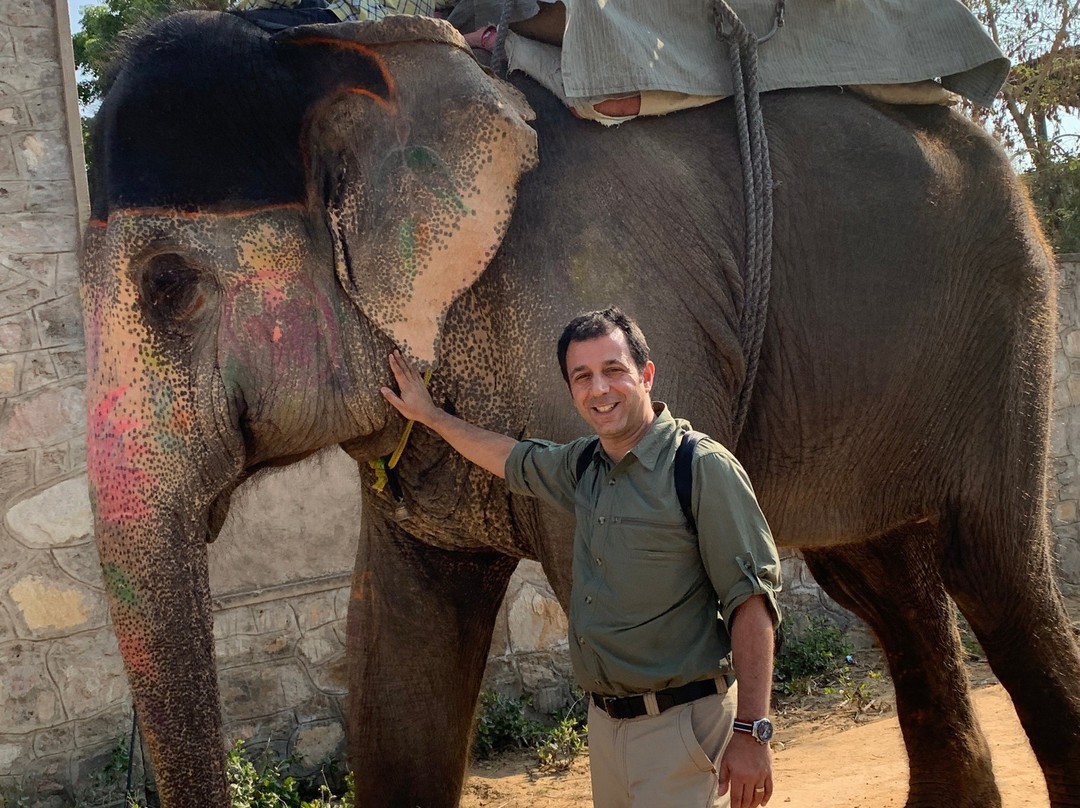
[718,732,773,808]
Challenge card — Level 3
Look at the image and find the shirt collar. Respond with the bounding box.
[592,403,676,471]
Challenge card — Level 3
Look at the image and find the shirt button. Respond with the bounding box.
[608,479,616,486]
[585,596,593,604]
[578,636,586,646]
[598,516,606,524]
[595,557,603,566]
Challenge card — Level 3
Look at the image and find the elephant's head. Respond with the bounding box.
[81,11,536,805]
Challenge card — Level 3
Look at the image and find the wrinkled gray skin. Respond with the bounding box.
[81,11,1080,808]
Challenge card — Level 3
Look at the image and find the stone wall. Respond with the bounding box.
[1050,254,1080,592]
[4,2,1080,800]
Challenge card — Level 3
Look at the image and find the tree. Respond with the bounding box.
[72,0,229,107]
[968,0,1080,251]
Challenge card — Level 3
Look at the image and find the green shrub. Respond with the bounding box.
[472,685,589,768]
[472,690,546,760]
[774,616,854,694]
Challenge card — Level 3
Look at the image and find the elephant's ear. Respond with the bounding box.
[277,18,538,365]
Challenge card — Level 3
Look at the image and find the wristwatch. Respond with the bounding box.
[732,717,774,744]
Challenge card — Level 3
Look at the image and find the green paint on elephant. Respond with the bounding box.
[155,431,188,456]
[399,219,418,282]
[102,562,139,607]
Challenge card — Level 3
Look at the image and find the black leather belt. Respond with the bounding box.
[591,678,721,720]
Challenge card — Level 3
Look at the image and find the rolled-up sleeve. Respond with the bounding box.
[694,449,782,629]
[504,438,588,515]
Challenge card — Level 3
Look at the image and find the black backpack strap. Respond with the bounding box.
[575,437,601,485]
[675,431,705,533]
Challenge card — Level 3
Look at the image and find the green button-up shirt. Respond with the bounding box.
[505,404,781,697]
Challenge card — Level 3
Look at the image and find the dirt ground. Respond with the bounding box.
[461,598,1080,808]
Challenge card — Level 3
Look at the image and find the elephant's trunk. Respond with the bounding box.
[83,227,238,806]
[95,514,227,807]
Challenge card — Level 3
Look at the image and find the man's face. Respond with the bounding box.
[565,329,655,446]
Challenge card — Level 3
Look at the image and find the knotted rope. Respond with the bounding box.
[713,0,782,446]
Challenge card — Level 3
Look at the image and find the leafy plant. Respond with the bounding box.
[774,616,855,694]
[472,690,546,761]
[535,713,587,770]
[127,739,353,808]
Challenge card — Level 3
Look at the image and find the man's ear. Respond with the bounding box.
[277,17,538,366]
[642,361,655,391]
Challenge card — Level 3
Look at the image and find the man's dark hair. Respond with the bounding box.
[557,307,651,384]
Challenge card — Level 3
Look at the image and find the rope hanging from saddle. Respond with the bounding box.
[488,0,780,446]
[714,0,781,446]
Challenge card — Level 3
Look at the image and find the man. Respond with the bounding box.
[382,307,781,808]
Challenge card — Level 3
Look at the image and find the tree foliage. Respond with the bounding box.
[966,0,1080,251]
[72,0,230,106]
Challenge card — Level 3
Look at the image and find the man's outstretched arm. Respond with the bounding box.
[381,351,517,478]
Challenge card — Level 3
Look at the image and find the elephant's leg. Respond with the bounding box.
[803,525,999,808]
[941,510,1080,807]
[346,514,519,807]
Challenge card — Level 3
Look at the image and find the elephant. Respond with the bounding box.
[80,9,1080,808]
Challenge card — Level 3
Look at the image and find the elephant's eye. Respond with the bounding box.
[140,253,206,324]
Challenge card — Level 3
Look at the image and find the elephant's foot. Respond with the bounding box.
[902,737,999,808]
[803,525,1001,807]
[942,515,1080,807]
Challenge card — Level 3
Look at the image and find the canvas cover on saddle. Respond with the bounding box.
[448,0,1009,108]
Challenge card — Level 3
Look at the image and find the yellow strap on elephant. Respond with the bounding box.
[368,367,433,492]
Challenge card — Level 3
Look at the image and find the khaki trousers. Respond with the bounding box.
[587,683,737,808]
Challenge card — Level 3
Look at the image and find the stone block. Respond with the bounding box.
[306,652,347,695]
[51,543,104,592]
[29,179,75,212]
[2,251,56,289]
[291,721,345,766]
[69,436,85,474]
[51,349,84,382]
[0,355,19,394]
[35,440,72,484]
[218,661,318,722]
[1051,415,1069,459]
[0,383,85,451]
[0,0,54,30]
[0,211,77,254]
[1055,500,1078,525]
[213,604,259,639]
[0,27,14,59]
[333,586,349,621]
[7,567,106,637]
[293,591,338,632]
[19,349,58,392]
[1065,329,1080,359]
[21,85,65,134]
[292,689,339,726]
[215,628,295,669]
[0,135,17,176]
[296,621,343,668]
[73,704,132,750]
[0,180,27,212]
[0,447,33,507]
[5,476,92,548]
[1054,380,1073,412]
[0,640,63,733]
[48,630,127,720]
[253,600,299,636]
[0,310,35,351]
[33,295,82,349]
[33,723,74,757]
[0,276,48,320]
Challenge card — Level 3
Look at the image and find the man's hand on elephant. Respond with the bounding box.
[718,734,773,808]
[382,350,438,426]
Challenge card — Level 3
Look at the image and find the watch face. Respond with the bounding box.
[754,719,774,742]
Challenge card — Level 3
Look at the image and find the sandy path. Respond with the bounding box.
[462,684,1047,808]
